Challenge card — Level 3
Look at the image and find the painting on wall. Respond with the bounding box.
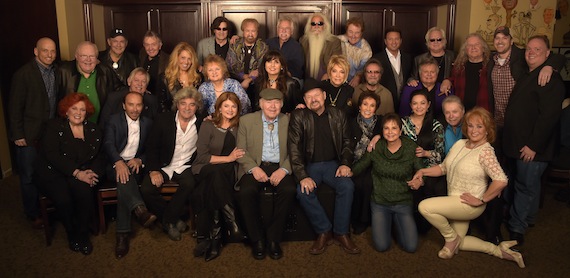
[553,0,570,46]
[475,0,558,48]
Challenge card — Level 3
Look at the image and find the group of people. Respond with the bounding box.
[8,12,569,269]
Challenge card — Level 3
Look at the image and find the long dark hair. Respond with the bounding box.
[409,89,435,150]
[257,50,289,94]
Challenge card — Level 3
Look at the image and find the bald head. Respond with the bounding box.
[34,37,56,67]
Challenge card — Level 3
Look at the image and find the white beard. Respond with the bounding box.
[307,33,326,79]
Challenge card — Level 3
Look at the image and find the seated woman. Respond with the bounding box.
[191,92,245,261]
[412,107,524,268]
[159,42,202,112]
[400,58,453,121]
[349,91,382,234]
[35,93,104,255]
[198,54,251,115]
[351,113,424,252]
[321,55,354,116]
[401,89,445,233]
[254,50,301,113]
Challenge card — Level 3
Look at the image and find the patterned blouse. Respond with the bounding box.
[401,116,444,167]
[198,78,252,115]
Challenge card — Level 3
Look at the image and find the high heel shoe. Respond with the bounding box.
[438,235,461,259]
[499,241,525,268]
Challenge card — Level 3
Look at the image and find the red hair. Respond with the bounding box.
[58,93,95,118]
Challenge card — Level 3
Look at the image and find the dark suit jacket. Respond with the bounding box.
[9,59,62,143]
[103,112,153,164]
[409,50,455,83]
[145,111,204,171]
[59,60,124,120]
[372,49,412,111]
[99,88,159,127]
[236,111,291,179]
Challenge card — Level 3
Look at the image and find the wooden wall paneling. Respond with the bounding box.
[211,3,271,39]
[155,4,201,52]
[273,4,332,40]
[105,5,152,54]
[384,6,437,56]
[341,5,388,54]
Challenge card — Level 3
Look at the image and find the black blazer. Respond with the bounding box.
[372,49,412,111]
[98,49,139,86]
[145,111,204,171]
[99,88,159,127]
[103,112,153,164]
[35,118,104,181]
[8,59,62,143]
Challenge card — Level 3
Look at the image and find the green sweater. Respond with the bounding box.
[352,136,424,206]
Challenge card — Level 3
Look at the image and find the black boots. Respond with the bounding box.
[222,204,245,241]
[205,210,222,261]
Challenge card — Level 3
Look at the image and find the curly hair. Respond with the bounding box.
[453,33,490,71]
[203,54,230,81]
[327,55,350,84]
[172,87,203,112]
[58,93,95,119]
[165,42,201,92]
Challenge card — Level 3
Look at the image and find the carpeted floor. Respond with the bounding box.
[0,175,569,277]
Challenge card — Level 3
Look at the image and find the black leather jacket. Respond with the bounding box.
[98,49,139,86]
[288,106,353,181]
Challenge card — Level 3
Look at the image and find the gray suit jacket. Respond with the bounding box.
[197,37,216,65]
[236,111,292,179]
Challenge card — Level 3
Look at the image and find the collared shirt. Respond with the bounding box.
[492,53,516,127]
[35,59,57,119]
[77,69,101,123]
[261,113,280,163]
[338,35,372,81]
[214,39,230,59]
[161,111,198,179]
[386,48,401,74]
[119,113,140,160]
[444,123,463,155]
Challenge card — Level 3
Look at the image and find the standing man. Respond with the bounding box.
[98,28,139,86]
[288,78,360,255]
[226,18,269,91]
[60,41,122,123]
[140,87,204,241]
[351,58,394,116]
[299,13,342,81]
[370,27,412,112]
[503,35,565,245]
[139,30,170,96]
[236,88,297,260]
[197,16,233,67]
[337,17,372,87]
[103,92,156,258]
[266,16,305,82]
[9,37,61,228]
[100,67,159,126]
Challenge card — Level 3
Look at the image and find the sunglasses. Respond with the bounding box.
[311,21,324,26]
[429,38,443,42]
[214,27,228,31]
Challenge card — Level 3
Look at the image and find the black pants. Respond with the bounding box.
[351,168,373,226]
[37,176,94,241]
[140,168,195,225]
[236,163,296,243]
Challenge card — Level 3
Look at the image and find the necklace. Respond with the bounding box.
[466,140,486,149]
[269,79,277,86]
[245,44,255,54]
[329,87,342,107]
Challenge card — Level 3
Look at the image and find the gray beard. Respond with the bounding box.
[307,33,326,79]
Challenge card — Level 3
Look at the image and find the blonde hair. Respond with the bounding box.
[165,42,201,92]
[453,33,490,71]
[327,55,350,84]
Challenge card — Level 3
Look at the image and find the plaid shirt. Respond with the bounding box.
[491,54,516,127]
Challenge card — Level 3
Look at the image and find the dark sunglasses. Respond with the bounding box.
[429,38,443,42]
[310,21,324,26]
[214,27,228,31]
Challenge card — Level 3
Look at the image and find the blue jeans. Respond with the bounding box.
[508,159,548,234]
[116,174,145,233]
[296,161,354,235]
[16,145,39,218]
[371,202,417,253]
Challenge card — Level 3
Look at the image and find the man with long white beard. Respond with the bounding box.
[299,13,342,81]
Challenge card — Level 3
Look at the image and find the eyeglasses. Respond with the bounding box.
[429,38,444,42]
[78,54,97,60]
[311,22,324,26]
[366,70,381,75]
[214,27,228,31]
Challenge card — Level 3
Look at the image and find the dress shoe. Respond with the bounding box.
[438,235,461,259]
[164,223,182,241]
[115,233,130,259]
[193,238,210,257]
[252,240,266,260]
[134,205,157,228]
[80,239,93,255]
[334,234,361,254]
[309,231,333,255]
[176,220,189,233]
[499,241,525,268]
[268,241,283,260]
[221,204,245,241]
[509,231,525,246]
[205,238,222,262]
[69,241,81,253]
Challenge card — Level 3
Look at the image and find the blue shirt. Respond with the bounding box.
[261,113,280,163]
[444,123,463,155]
[266,37,305,79]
